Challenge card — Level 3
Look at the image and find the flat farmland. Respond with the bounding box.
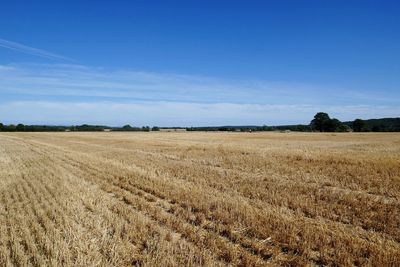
[0,132,399,266]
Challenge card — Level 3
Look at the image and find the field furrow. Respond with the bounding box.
[0,132,399,266]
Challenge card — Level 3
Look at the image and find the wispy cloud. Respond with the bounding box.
[2,63,396,105]
[0,38,73,62]
[0,63,398,125]
[1,100,399,127]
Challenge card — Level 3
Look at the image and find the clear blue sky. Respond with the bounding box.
[0,0,399,126]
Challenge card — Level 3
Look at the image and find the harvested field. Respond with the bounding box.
[0,132,399,266]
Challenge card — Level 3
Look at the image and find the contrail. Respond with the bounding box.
[0,38,74,62]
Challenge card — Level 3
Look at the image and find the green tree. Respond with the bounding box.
[7,124,16,132]
[0,123,3,131]
[310,112,346,132]
[122,124,132,130]
[16,123,25,131]
[352,119,366,132]
[310,112,331,132]
[338,124,351,132]
[326,118,342,132]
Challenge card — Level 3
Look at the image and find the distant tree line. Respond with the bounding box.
[112,125,152,132]
[1,114,399,132]
[186,125,312,132]
[309,114,400,132]
[345,118,400,132]
[0,123,155,132]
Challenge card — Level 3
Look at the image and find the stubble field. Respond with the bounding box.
[0,132,399,266]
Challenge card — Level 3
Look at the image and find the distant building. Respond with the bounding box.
[103,129,112,132]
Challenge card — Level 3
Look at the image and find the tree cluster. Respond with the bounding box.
[1,114,399,132]
[348,118,400,132]
[310,112,350,132]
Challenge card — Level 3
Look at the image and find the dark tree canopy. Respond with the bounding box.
[7,124,16,132]
[353,119,367,132]
[16,124,25,132]
[326,118,342,132]
[310,112,331,132]
[310,112,347,132]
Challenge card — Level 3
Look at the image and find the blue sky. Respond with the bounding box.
[0,0,399,126]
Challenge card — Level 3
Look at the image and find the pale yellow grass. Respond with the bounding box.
[0,132,399,266]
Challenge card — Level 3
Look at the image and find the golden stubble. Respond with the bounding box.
[0,132,399,266]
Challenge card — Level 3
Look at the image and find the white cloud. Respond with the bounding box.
[0,65,15,71]
[1,100,399,126]
[0,63,398,125]
[0,38,73,62]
